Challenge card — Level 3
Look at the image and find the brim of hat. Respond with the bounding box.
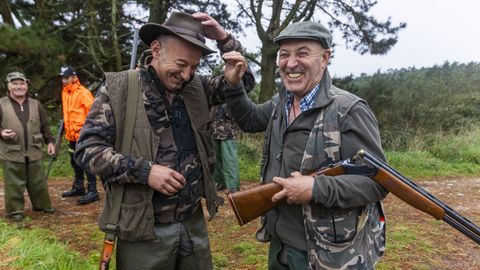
[273,36,330,49]
[7,77,27,82]
[139,23,216,56]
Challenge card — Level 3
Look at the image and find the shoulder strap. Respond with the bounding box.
[108,69,139,225]
[101,70,139,267]
[121,70,140,153]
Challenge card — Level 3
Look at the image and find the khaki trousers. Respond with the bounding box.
[2,159,52,215]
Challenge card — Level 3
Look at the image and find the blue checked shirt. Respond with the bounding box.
[285,84,321,126]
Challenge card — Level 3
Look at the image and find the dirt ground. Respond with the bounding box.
[0,177,479,269]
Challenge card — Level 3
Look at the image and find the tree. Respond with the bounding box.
[0,0,242,107]
[236,0,406,102]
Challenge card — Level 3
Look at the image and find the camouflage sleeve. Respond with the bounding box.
[202,35,256,106]
[312,102,388,208]
[74,82,151,185]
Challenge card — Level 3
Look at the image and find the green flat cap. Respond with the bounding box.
[6,71,27,83]
[273,21,332,49]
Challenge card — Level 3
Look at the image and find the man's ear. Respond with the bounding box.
[322,49,332,68]
[150,40,161,59]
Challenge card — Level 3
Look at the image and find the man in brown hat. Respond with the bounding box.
[0,72,55,221]
[222,21,387,269]
[75,11,255,269]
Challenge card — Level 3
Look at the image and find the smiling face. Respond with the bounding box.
[149,35,203,92]
[7,79,28,100]
[277,39,331,98]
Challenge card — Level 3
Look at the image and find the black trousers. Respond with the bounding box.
[69,141,96,191]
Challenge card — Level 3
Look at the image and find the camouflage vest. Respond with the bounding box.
[260,85,386,269]
[0,97,44,162]
[99,70,220,241]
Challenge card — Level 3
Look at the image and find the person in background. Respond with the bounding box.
[74,11,255,269]
[59,66,99,205]
[210,104,241,194]
[222,21,387,269]
[0,71,55,221]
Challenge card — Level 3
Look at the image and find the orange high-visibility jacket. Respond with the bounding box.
[62,79,94,142]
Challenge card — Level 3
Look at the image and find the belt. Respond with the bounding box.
[154,203,200,224]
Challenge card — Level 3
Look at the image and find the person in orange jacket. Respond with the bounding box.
[59,66,99,205]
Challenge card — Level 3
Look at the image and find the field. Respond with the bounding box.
[0,176,479,269]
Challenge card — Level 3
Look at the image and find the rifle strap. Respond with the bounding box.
[101,69,139,267]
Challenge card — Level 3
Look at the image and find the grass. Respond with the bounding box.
[0,220,93,270]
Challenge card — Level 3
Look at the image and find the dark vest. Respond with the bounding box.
[0,97,44,162]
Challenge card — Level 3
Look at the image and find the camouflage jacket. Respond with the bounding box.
[224,69,388,269]
[74,36,255,240]
[210,104,240,140]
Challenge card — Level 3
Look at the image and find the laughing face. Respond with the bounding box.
[277,39,331,98]
[150,35,202,92]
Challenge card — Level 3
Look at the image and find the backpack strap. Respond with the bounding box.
[100,69,139,268]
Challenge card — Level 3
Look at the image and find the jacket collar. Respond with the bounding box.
[312,68,334,109]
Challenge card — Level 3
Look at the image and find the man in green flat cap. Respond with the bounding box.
[0,72,55,222]
[222,21,387,269]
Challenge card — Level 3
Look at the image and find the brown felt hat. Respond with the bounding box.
[139,11,216,55]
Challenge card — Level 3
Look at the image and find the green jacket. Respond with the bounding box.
[224,69,387,269]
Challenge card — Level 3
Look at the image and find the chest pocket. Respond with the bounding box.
[171,99,197,153]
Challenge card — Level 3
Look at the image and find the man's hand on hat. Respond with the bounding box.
[192,12,228,42]
[222,51,247,88]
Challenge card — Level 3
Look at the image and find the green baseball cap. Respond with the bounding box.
[273,21,333,49]
[6,71,28,83]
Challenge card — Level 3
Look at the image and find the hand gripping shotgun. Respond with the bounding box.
[227,149,480,245]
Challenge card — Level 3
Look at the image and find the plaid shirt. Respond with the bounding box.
[284,84,321,125]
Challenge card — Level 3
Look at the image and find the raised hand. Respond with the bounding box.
[222,51,247,88]
[192,12,229,41]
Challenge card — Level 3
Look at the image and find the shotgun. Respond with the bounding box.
[227,149,480,245]
[45,120,64,181]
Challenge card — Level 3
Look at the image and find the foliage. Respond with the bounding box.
[235,0,406,102]
[0,0,243,113]
[335,62,480,150]
[238,132,263,182]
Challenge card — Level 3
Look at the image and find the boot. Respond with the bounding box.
[77,183,99,205]
[62,186,85,197]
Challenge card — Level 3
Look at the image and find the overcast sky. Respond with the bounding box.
[237,0,480,78]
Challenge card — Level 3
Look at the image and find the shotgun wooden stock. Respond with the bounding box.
[227,164,347,226]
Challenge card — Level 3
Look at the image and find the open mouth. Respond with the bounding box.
[287,72,303,79]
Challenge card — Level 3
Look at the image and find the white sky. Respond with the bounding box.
[236,0,480,77]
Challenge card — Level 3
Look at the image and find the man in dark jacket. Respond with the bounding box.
[74,11,254,270]
[0,72,55,221]
[222,22,387,269]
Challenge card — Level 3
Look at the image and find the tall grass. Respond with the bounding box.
[237,125,480,179]
[387,126,480,178]
[237,133,263,182]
